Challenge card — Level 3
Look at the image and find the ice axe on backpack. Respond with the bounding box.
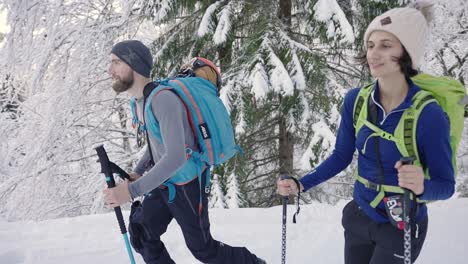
[95,145,136,264]
[279,175,302,264]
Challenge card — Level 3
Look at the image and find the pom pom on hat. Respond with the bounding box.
[407,0,434,24]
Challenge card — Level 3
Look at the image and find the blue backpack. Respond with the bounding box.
[130,77,241,212]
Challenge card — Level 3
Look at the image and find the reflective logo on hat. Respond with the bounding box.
[380,16,392,26]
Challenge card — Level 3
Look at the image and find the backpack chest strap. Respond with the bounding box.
[360,119,403,155]
[354,170,426,207]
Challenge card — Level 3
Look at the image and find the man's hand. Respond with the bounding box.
[277,178,304,196]
[103,180,132,208]
[129,172,142,182]
[395,161,425,195]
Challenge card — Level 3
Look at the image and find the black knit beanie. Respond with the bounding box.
[111,40,153,78]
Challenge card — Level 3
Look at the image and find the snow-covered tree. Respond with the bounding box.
[134,0,361,207]
[209,174,226,209]
[0,0,145,220]
[225,173,241,208]
[1,0,465,221]
[422,0,468,196]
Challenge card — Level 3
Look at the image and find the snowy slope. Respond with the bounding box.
[1,198,467,264]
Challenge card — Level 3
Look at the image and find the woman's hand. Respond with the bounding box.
[394,161,425,195]
[277,178,304,196]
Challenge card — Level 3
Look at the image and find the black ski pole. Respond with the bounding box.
[95,145,136,264]
[280,175,290,264]
[400,156,415,264]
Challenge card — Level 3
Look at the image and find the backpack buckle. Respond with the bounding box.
[205,186,210,194]
[366,181,380,191]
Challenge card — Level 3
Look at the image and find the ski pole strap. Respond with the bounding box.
[95,146,128,234]
[109,161,131,181]
[290,177,301,224]
[279,175,301,224]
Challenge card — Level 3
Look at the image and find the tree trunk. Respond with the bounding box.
[278,0,291,28]
[278,114,294,176]
[117,104,131,154]
[277,0,294,177]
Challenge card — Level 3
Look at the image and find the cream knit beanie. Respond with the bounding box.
[363,1,434,69]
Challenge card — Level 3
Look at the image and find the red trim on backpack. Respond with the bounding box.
[153,88,172,97]
[151,87,199,146]
[171,79,215,164]
[180,99,198,146]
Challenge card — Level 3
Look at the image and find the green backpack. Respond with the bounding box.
[352,74,467,207]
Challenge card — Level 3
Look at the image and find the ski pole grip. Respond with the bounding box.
[280,175,301,192]
[109,161,131,181]
[279,175,291,199]
[95,145,128,235]
[280,175,292,181]
[400,157,414,206]
[96,145,116,188]
[400,157,415,194]
[400,157,414,166]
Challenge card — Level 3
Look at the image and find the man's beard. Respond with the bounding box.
[112,72,134,93]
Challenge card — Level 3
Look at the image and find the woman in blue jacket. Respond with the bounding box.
[277,3,455,264]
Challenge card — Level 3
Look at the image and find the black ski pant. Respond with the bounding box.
[128,177,260,264]
[342,200,428,264]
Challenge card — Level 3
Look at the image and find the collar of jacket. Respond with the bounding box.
[371,76,421,112]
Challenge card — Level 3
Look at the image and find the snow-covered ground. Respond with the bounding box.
[1,198,467,264]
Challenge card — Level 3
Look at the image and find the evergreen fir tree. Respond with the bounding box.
[1,0,466,220]
[225,173,242,208]
[209,174,226,209]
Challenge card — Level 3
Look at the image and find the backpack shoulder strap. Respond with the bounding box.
[353,83,374,136]
[143,82,174,145]
[394,90,437,174]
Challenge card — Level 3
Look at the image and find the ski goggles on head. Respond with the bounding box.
[176,57,222,89]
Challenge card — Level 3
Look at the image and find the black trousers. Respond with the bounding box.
[128,178,260,264]
[342,200,428,264]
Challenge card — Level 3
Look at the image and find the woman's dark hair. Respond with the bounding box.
[356,46,419,77]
